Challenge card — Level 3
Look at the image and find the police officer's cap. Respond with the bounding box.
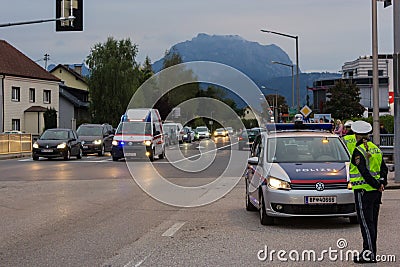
[351,120,372,134]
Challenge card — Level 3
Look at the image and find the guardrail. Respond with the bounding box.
[0,134,32,154]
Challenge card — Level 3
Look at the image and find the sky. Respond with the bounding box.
[0,0,395,73]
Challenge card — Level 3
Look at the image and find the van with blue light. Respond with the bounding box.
[111,108,165,161]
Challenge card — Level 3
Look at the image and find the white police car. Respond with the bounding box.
[245,122,357,225]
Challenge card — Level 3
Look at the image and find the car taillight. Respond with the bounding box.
[239,137,243,141]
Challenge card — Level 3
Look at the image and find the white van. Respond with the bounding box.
[162,122,183,145]
[111,108,165,161]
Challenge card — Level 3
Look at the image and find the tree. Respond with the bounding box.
[43,107,57,130]
[325,80,364,119]
[139,56,154,86]
[86,37,140,126]
[155,50,199,120]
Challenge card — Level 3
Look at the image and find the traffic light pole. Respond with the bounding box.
[0,17,74,28]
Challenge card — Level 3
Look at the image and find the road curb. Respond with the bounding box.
[0,153,31,160]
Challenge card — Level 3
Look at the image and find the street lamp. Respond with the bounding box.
[271,61,295,108]
[261,29,300,112]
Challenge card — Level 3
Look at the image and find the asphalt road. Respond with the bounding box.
[0,138,399,266]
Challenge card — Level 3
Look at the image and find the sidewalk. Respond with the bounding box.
[0,152,31,160]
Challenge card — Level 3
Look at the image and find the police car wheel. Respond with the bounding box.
[349,216,358,224]
[259,191,274,225]
[112,156,119,161]
[245,178,257,211]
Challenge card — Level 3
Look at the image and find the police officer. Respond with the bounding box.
[350,120,388,263]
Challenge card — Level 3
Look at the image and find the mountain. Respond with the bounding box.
[152,33,340,107]
[153,33,294,80]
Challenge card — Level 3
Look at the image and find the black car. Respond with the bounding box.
[76,123,114,156]
[32,128,82,160]
[238,128,265,150]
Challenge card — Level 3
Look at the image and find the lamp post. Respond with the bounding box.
[261,29,299,112]
[261,86,279,122]
[272,61,294,108]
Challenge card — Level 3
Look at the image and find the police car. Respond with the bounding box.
[245,121,357,225]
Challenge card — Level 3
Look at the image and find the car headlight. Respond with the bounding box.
[183,134,187,138]
[93,139,102,145]
[33,142,39,149]
[267,176,291,190]
[112,140,119,146]
[143,140,152,146]
[57,142,67,149]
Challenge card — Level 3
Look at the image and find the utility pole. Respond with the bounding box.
[372,0,380,145]
[393,0,400,182]
[44,54,50,70]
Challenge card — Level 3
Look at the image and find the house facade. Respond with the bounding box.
[0,40,60,135]
[49,64,90,129]
[309,54,392,115]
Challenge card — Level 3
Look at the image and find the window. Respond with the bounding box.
[44,90,51,104]
[12,87,20,102]
[368,70,384,76]
[29,88,35,102]
[12,119,20,131]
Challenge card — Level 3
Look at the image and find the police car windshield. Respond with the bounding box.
[267,137,350,163]
[116,122,151,135]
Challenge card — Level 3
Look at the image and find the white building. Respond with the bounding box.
[0,40,60,134]
[342,54,392,115]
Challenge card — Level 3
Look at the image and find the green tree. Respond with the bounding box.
[325,80,364,119]
[86,37,140,126]
[156,50,199,120]
[139,56,154,86]
[43,107,57,130]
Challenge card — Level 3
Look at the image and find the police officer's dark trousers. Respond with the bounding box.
[354,189,382,259]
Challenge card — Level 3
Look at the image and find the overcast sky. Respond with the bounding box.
[0,0,395,73]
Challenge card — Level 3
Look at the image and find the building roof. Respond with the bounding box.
[59,84,89,108]
[0,40,60,82]
[49,64,88,84]
[24,106,49,112]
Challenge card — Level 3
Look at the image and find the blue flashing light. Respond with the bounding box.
[266,123,333,131]
[120,141,125,146]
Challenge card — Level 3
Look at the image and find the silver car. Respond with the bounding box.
[245,124,357,225]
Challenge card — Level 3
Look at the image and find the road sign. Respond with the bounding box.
[300,105,312,118]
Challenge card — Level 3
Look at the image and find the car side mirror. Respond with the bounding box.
[247,156,259,165]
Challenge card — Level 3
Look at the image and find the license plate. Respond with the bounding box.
[305,196,337,204]
[125,152,136,157]
[83,145,88,149]
[41,149,53,153]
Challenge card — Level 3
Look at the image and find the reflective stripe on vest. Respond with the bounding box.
[349,141,382,191]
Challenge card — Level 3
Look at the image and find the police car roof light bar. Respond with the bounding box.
[265,122,333,132]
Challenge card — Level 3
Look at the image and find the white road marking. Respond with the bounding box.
[161,222,186,237]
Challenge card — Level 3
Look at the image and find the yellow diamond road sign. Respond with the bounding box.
[300,105,312,118]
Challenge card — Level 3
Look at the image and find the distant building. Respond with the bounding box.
[0,40,60,134]
[49,64,90,129]
[309,54,392,116]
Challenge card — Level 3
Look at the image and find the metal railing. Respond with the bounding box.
[369,134,394,161]
[0,134,32,154]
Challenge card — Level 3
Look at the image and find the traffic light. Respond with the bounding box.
[56,0,83,31]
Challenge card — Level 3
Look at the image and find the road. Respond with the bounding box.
[0,137,399,266]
